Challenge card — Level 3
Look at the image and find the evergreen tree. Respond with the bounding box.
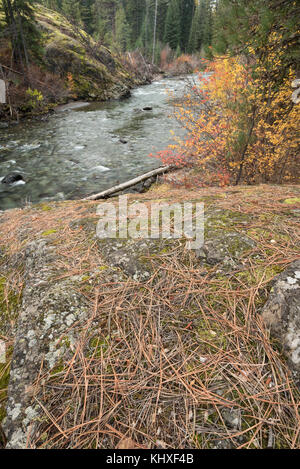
[156,0,169,43]
[180,0,194,52]
[202,0,213,48]
[188,1,202,53]
[2,0,41,67]
[92,0,118,44]
[125,0,145,49]
[164,0,181,50]
[80,0,95,33]
[188,0,212,53]
[213,0,299,80]
[61,0,82,24]
[40,0,60,9]
[115,2,130,52]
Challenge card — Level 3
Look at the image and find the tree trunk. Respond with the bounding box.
[84,165,173,201]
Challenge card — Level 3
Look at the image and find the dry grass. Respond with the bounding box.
[0,184,299,449]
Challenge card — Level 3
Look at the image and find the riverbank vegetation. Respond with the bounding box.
[152,0,299,185]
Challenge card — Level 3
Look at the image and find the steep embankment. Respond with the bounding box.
[35,4,137,101]
[0,183,299,448]
[0,4,149,119]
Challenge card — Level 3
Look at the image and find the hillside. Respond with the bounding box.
[0,183,299,448]
[35,4,141,100]
[0,4,152,119]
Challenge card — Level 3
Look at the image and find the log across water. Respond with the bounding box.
[84,165,172,200]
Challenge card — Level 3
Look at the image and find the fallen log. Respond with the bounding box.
[83,165,173,201]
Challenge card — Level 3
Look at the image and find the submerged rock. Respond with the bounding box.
[119,138,128,144]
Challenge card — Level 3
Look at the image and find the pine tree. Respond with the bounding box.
[92,0,118,44]
[213,0,299,80]
[202,0,213,48]
[188,0,212,53]
[180,0,194,52]
[164,0,181,50]
[61,0,82,24]
[2,0,41,67]
[125,0,145,49]
[80,0,95,33]
[156,0,169,43]
[188,1,202,53]
[115,2,130,52]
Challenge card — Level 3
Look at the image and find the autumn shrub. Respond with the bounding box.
[162,53,201,76]
[160,45,173,69]
[152,42,299,185]
[120,50,159,83]
[25,88,44,111]
[0,62,69,118]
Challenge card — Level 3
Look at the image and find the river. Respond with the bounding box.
[0,75,190,210]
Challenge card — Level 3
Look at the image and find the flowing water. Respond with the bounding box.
[0,75,190,210]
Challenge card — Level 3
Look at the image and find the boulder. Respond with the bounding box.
[2,240,90,448]
[1,173,25,185]
[262,260,300,379]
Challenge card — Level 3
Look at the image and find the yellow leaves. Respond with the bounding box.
[165,53,299,183]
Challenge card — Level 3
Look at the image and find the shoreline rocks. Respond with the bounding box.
[1,173,25,185]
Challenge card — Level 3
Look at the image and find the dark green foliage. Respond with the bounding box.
[2,0,42,67]
[164,0,181,50]
[124,0,145,48]
[180,0,194,52]
[115,2,130,52]
[213,0,300,81]
[34,0,215,61]
[188,0,212,53]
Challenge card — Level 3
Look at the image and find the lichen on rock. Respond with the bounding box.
[262,260,300,381]
[0,184,299,448]
[3,239,90,448]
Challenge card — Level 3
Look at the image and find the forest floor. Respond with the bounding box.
[0,183,300,448]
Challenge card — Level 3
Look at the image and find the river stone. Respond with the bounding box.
[2,173,25,185]
[261,260,300,380]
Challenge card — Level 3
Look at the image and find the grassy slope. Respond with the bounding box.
[0,2,137,112]
[34,4,135,100]
[0,183,299,448]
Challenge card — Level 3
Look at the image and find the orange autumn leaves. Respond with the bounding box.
[151,50,299,185]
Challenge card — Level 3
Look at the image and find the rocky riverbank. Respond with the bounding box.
[0,183,299,448]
